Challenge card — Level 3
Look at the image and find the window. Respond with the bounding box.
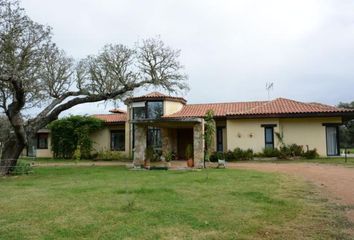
[264,127,274,149]
[37,133,48,149]
[326,126,339,156]
[133,107,145,120]
[216,127,224,152]
[147,127,162,149]
[111,130,125,151]
[146,101,163,119]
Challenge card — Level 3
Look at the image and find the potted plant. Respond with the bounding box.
[144,146,154,169]
[185,144,194,167]
[163,150,173,167]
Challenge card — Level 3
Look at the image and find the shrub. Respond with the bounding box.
[96,150,130,161]
[163,150,174,162]
[225,150,234,161]
[261,148,280,158]
[216,151,225,160]
[209,152,218,162]
[288,144,304,156]
[222,148,254,161]
[279,145,292,159]
[10,161,33,175]
[302,149,319,159]
[185,144,193,159]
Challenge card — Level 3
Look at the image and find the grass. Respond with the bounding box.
[0,166,352,239]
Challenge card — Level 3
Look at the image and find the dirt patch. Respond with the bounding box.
[230,162,354,225]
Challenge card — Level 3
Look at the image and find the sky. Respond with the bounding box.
[21,0,354,115]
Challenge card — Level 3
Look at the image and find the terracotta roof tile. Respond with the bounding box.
[164,98,353,118]
[164,101,267,118]
[125,91,187,104]
[93,113,127,123]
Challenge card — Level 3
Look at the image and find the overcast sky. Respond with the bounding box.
[22,0,354,115]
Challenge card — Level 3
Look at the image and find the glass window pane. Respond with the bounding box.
[133,107,145,120]
[326,126,338,156]
[146,101,163,119]
[147,127,161,148]
[37,133,48,149]
[265,128,273,143]
[111,131,125,151]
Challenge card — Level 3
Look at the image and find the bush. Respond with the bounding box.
[278,144,304,159]
[219,148,254,161]
[10,161,33,175]
[209,152,218,162]
[302,149,319,159]
[216,151,225,160]
[225,150,234,161]
[261,148,280,158]
[96,150,130,161]
[288,144,304,156]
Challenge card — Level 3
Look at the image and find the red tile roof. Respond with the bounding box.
[164,101,267,118]
[164,98,353,118]
[125,91,187,104]
[93,113,127,123]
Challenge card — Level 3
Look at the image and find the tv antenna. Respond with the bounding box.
[266,82,274,100]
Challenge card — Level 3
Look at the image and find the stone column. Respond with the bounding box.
[133,125,146,166]
[193,119,205,168]
[161,128,171,152]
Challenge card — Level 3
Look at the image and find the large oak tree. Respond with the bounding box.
[0,0,188,175]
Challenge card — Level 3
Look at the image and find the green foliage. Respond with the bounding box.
[211,148,254,161]
[204,110,216,162]
[261,148,280,158]
[49,115,103,159]
[9,161,33,175]
[338,102,354,148]
[185,144,193,159]
[216,151,225,160]
[96,150,130,161]
[163,150,174,162]
[302,149,319,159]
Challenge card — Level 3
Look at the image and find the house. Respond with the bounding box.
[28,92,354,164]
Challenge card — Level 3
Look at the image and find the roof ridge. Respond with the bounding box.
[185,100,268,106]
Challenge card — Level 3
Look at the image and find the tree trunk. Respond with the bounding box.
[0,138,25,176]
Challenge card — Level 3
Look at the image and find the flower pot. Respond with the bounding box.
[187,158,194,167]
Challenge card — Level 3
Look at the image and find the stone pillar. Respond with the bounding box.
[133,125,146,166]
[193,119,205,168]
[161,128,171,160]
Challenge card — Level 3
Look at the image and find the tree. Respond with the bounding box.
[0,0,188,175]
[49,116,103,159]
[0,115,11,155]
[338,102,354,148]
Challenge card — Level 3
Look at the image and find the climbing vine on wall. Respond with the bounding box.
[204,109,216,165]
[49,116,103,159]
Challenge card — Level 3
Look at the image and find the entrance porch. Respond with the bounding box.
[132,118,205,167]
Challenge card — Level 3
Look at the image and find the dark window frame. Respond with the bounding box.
[216,127,224,152]
[37,133,48,149]
[263,126,275,149]
[146,127,162,149]
[131,100,164,149]
[111,130,125,151]
[324,125,340,156]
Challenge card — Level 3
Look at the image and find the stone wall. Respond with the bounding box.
[133,125,146,166]
[193,120,205,167]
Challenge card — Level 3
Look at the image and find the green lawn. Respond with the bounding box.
[0,166,352,240]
